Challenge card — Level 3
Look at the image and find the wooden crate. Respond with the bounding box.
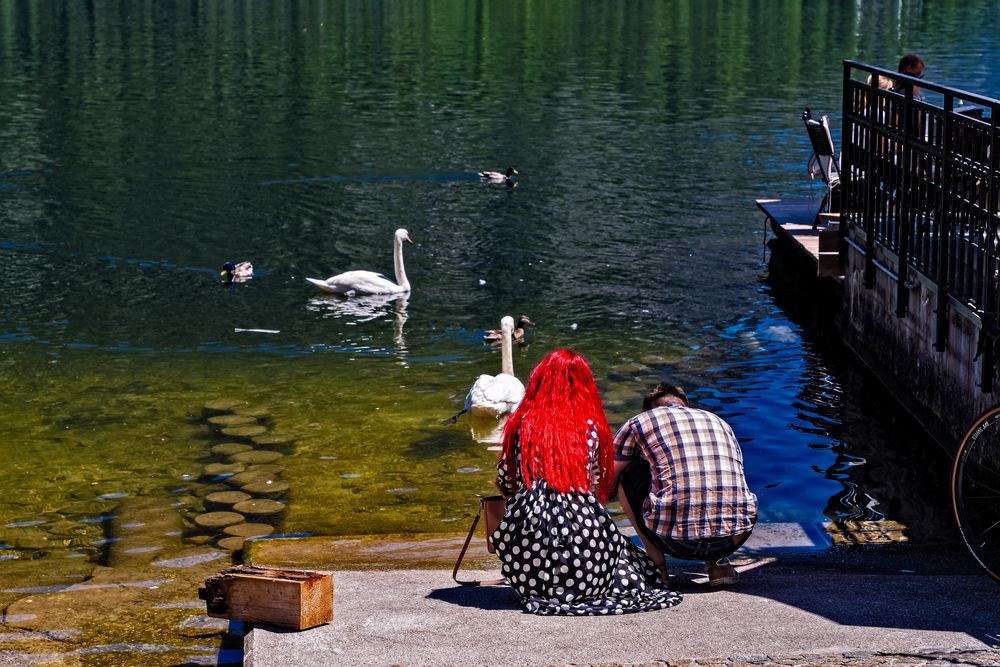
[199,565,333,630]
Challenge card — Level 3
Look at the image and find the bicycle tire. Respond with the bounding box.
[952,406,1000,584]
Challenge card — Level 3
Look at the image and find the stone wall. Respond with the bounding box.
[840,237,999,454]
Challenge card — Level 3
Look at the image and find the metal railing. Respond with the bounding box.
[841,61,1000,389]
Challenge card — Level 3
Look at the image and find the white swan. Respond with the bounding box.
[465,316,525,418]
[306,228,413,295]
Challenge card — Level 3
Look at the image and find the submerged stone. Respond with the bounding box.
[232,406,271,419]
[194,512,244,529]
[240,480,289,497]
[0,629,81,641]
[216,536,245,551]
[207,414,258,428]
[220,425,268,439]
[152,601,203,609]
[232,499,284,516]
[178,614,231,630]
[0,613,37,622]
[225,470,277,488]
[210,442,253,457]
[246,463,285,475]
[222,522,274,538]
[203,399,247,415]
[229,450,283,465]
[250,433,295,447]
[202,462,246,478]
[205,491,252,508]
[152,551,227,568]
[4,579,169,593]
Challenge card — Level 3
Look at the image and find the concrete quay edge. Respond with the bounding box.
[242,527,1000,667]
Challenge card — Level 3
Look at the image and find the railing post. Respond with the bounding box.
[980,111,1000,393]
[863,66,878,288]
[895,85,914,316]
[840,61,852,260]
[935,96,954,351]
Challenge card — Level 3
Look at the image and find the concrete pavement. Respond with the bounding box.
[241,525,1000,667]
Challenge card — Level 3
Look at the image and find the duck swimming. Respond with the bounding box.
[306,228,413,295]
[484,314,533,345]
[479,167,518,187]
[221,261,253,286]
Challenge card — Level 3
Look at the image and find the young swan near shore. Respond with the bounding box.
[442,316,524,425]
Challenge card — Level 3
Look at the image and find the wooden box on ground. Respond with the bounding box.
[199,565,333,630]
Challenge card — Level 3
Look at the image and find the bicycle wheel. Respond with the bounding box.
[952,407,1000,583]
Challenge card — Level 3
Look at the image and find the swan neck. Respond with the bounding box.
[500,328,514,375]
[393,235,409,290]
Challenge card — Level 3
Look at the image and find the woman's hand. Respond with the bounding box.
[495,478,513,499]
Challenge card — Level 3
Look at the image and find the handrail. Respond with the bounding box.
[841,61,1000,391]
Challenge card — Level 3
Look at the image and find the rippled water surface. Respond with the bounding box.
[2,1,999,654]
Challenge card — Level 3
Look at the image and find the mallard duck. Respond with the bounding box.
[484,314,533,345]
[306,228,413,295]
[221,261,253,285]
[478,167,518,187]
[442,316,524,425]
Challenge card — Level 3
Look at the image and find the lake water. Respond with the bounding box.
[2,0,998,657]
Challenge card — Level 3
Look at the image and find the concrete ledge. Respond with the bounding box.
[240,524,996,666]
[241,521,936,572]
[244,557,999,667]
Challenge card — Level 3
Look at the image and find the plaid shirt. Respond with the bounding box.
[614,406,757,540]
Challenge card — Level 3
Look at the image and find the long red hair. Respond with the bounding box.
[501,349,614,502]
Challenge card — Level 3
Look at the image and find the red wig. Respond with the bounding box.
[501,349,614,502]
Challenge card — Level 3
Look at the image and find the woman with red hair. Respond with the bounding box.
[493,349,681,615]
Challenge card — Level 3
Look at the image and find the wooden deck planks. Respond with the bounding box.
[756,198,844,278]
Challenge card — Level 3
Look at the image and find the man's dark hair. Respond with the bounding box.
[642,382,689,411]
[898,53,924,75]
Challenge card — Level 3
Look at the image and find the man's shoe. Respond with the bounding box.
[708,558,739,587]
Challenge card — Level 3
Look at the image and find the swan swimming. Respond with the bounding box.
[442,316,524,428]
[306,228,413,295]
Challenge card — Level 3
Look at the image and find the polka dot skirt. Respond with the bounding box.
[492,481,683,615]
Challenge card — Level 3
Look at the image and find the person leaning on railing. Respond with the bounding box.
[889,53,926,99]
[863,53,925,99]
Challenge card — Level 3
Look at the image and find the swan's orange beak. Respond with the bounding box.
[404,235,414,245]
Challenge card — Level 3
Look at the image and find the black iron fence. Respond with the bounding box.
[841,61,1000,389]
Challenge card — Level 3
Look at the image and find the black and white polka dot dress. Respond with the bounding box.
[493,429,682,616]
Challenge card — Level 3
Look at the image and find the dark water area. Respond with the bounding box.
[1,0,998,657]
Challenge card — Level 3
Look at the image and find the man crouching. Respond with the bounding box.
[611,382,757,587]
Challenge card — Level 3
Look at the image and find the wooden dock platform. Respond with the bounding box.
[756,198,844,279]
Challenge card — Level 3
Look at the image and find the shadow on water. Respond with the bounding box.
[405,427,477,460]
[761,248,960,547]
